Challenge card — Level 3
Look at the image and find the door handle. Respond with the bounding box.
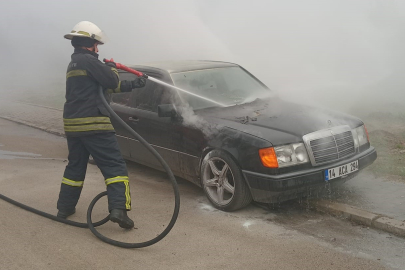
[128,116,139,123]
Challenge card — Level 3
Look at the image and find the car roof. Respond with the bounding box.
[128,60,238,74]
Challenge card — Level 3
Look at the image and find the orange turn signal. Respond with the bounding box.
[364,125,370,142]
[259,147,279,168]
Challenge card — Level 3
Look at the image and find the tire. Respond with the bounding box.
[200,150,252,211]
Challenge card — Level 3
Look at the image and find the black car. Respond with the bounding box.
[110,61,377,211]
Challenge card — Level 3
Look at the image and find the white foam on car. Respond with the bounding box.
[199,203,216,211]
[243,220,254,230]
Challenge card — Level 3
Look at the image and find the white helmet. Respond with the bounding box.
[64,21,108,44]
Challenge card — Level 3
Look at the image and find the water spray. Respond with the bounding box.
[104,59,227,107]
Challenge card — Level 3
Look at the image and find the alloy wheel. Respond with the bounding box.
[202,157,235,206]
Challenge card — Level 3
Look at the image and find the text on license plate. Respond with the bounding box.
[325,160,358,181]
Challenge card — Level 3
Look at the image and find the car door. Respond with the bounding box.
[126,76,184,177]
[170,120,205,184]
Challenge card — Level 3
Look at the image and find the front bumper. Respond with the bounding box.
[243,147,377,203]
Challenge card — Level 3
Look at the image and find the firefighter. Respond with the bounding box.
[57,21,146,229]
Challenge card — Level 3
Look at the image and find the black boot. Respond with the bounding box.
[57,208,76,219]
[110,209,134,229]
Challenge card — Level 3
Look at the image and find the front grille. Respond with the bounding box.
[303,126,356,166]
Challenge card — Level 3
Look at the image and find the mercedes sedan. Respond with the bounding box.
[110,61,377,211]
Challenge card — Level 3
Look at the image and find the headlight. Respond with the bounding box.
[352,125,369,152]
[259,143,310,168]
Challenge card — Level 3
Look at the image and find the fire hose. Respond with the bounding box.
[0,59,180,248]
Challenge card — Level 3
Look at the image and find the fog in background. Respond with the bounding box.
[1,0,404,115]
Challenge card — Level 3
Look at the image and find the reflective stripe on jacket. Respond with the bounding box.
[63,116,114,133]
[63,48,132,136]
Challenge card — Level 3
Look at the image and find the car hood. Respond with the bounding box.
[196,98,363,145]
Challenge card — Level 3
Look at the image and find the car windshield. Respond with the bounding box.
[170,67,274,110]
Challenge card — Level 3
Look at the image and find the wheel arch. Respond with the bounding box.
[200,147,242,173]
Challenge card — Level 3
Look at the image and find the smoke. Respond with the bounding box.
[0,0,233,103]
[179,103,218,138]
[195,0,405,113]
[1,0,404,115]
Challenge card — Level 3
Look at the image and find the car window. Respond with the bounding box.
[111,92,132,106]
[133,79,166,112]
[110,71,136,107]
[111,70,174,111]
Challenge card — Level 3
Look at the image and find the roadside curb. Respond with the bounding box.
[0,116,65,138]
[312,199,405,238]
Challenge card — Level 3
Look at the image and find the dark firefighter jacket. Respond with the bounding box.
[64,48,132,136]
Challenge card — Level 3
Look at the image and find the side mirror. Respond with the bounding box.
[158,104,178,118]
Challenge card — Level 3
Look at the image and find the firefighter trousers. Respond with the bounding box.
[57,132,131,212]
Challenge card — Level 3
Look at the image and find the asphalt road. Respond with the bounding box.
[0,118,403,270]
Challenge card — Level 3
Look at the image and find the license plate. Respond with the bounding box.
[325,160,358,181]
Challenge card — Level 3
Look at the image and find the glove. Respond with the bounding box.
[105,61,117,68]
[131,77,147,88]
